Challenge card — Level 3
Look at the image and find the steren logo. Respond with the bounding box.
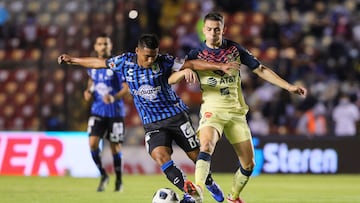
[133,85,161,101]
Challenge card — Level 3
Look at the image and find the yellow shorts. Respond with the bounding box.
[197,106,251,144]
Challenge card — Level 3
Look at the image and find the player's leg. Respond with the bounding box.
[145,120,188,193]
[151,145,188,191]
[195,126,219,189]
[110,142,123,191]
[173,113,223,202]
[108,118,125,192]
[88,116,109,192]
[225,116,254,202]
[227,140,254,202]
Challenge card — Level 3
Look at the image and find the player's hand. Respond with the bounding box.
[58,54,72,65]
[220,61,240,75]
[103,94,115,104]
[183,68,198,84]
[288,85,307,98]
[83,90,92,101]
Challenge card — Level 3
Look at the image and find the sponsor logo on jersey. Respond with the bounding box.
[207,77,217,87]
[180,121,195,138]
[133,85,161,101]
[220,75,236,84]
[95,82,112,96]
[220,87,230,95]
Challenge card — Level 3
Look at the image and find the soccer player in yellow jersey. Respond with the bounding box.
[170,12,307,203]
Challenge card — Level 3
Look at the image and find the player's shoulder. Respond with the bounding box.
[223,39,243,49]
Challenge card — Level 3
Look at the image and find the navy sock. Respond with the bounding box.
[240,164,253,177]
[113,152,122,182]
[91,149,106,176]
[161,160,185,191]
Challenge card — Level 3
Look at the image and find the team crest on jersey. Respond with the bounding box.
[207,77,217,87]
[204,112,213,118]
[151,63,160,74]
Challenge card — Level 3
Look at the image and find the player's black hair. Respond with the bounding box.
[204,12,224,24]
[138,34,159,49]
[95,33,110,39]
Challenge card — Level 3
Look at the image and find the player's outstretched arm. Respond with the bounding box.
[58,54,107,68]
[183,60,240,75]
[253,64,307,97]
[168,69,198,84]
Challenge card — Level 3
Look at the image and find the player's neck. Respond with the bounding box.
[206,41,222,49]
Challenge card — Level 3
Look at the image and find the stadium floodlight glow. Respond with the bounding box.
[128,10,138,19]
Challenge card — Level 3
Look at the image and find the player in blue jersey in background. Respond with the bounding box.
[84,33,130,192]
[58,33,239,203]
[170,12,307,203]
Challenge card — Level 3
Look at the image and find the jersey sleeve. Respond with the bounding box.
[106,54,126,71]
[186,49,199,60]
[172,57,185,71]
[235,44,261,70]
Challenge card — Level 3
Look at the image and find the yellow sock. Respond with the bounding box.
[195,159,210,190]
[230,169,249,199]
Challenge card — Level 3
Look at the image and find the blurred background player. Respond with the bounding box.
[84,33,129,192]
[174,12,307,203]
[58,34,239,203]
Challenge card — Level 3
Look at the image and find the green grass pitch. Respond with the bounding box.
[1,174,359,203]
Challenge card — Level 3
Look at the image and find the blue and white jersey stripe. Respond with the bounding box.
[106,52,188,124]
[87,68,125,117]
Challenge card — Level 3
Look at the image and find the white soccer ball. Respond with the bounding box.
[152,188,180,203]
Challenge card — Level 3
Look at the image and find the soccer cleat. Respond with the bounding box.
[180,193,196,203]
[184,180,203,203]
[226,194,246,203]
[114,179,123,192]
[206,182,224,202]
[97,174,109,192]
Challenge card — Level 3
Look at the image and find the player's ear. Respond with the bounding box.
[222,26,227,35]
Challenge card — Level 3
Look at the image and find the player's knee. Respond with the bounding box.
[200,140,216,154]
[151,148,172,165]
[242,160,255,171]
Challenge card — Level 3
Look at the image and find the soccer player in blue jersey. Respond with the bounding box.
[58,34,239,203]
[84,33,129,192]
[171,12,307,203]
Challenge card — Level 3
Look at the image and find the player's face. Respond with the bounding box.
[94,37,112,58]
[203,20,224,47]
[136,47,159,68]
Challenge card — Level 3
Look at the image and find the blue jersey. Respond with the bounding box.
[106,53,188,124]
[87,68,126,117]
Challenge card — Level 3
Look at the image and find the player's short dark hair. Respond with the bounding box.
[138,34,159,49]
[204,12,224,24]
[96,33,110,39]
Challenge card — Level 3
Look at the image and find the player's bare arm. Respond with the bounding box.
[183,60,240,75]
[168,69,198,84]
[84,78,94,101]
[253,64,307,97]
[58,54,107,68]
